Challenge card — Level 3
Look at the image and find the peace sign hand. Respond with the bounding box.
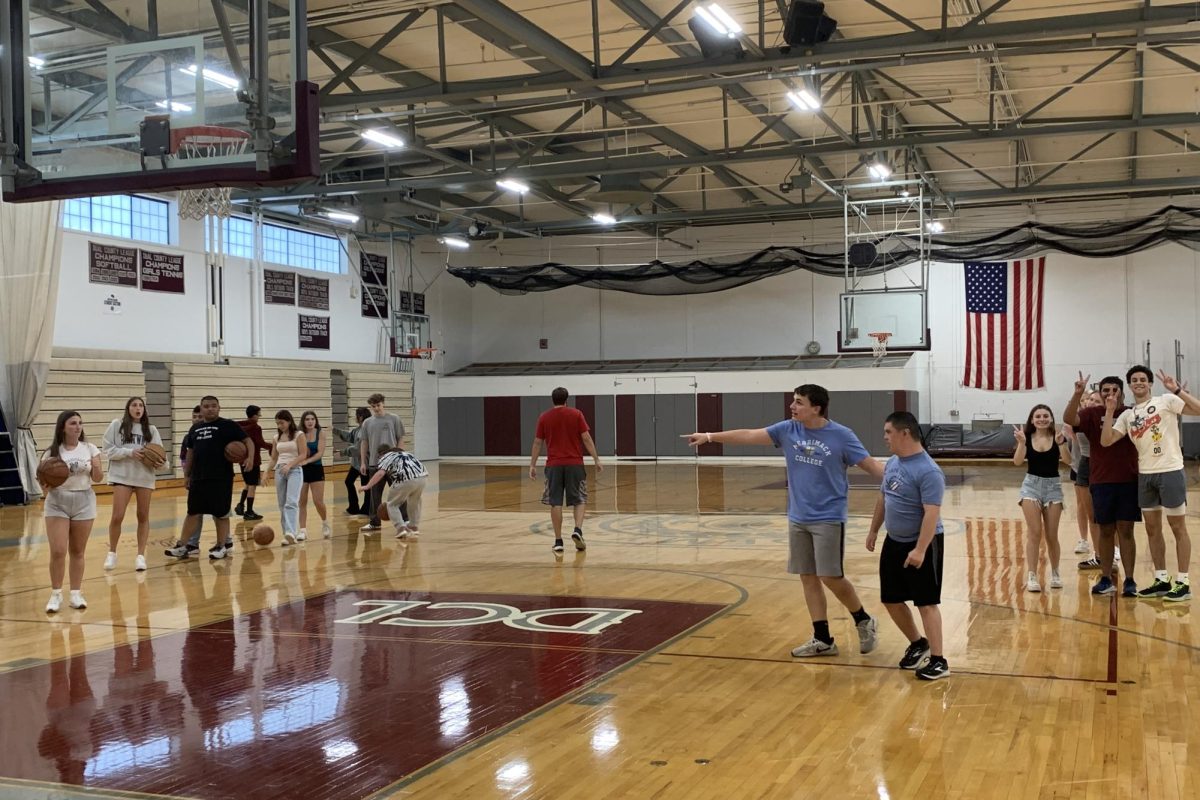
[1074,371,1091,394]
[1012,424,1026,443]
[1157,369,1181,394]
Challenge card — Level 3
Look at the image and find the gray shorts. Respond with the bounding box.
[542,465,587,507]
[44,488,97,521]
[787,521,844,578]
[1019,474,1064,508]
[1138,469,1188,513]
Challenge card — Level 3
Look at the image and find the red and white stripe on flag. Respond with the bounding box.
[962,257,1045,391]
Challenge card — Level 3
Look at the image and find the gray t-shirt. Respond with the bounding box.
[361,413,405,467]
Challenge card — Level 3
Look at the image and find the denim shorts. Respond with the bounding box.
[1019,474,1064,507]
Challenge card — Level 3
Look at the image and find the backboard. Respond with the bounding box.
[837,289,930,353]
[1,0,317,201]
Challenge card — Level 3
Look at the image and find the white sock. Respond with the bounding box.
[1155,570,1170,582]
[1177,572,1189,585]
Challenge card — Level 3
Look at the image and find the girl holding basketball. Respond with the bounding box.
[101,397,163,572]
[1013,404,1072,592]
[264,410,307,545]
[40,410,103,613]
[296,411,331,540]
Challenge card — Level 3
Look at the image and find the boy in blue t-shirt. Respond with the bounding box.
[866,411,949,681]
[684,384,884,660]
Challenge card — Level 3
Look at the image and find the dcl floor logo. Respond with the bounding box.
[336,600,643,635]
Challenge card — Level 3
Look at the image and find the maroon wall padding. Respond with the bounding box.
[783,392,794,418]
[893,390,908,412]
[575,395,597,441]
[615,395,637,456]
[696,393,723,456]
[483,396,522,455]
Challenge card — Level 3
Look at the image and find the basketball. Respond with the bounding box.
[378,503,390,521]
[37,458,70,489]
[224,441,249,463]
[140,443,167,468]
[252,524,275,546]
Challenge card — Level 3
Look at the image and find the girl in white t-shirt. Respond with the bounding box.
[101,396,163,573]
[40,410,103,613]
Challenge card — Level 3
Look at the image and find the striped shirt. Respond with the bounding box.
[378,450,427,483]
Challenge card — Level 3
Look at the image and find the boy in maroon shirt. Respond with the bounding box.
[235,405,271,521]
[529,387,603,553]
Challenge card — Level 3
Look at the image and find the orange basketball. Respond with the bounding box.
[37,457,70,489]
[140,443,167,468]
[224,441,249,463]
[378,503,390,522]
[252,524,275,546]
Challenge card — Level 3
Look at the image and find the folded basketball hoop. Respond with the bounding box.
[867,332,891,358]
[172,126,251,220]
[409,347,438,360]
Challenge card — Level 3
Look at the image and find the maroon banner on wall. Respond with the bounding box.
[360,252,388,285]
[88,242,138,287]
[265,269,296,305]
[297,274,329,310]
[362,284,389,318]
[398,290,426,314]
[298,314,330,350]
[138,249,185,294]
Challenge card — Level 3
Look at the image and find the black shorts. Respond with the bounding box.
[542,464,588,507]
[187,478,234,517]
[1090,481,1141,525]
[240,465,261,486]
[302,462,326,483]
[880,535,943,607]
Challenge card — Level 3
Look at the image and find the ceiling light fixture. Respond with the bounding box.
[324,211,360,224]
[155,100,193,113]
[180,65,239,90]
[496,178,530,194]
[361,129,405,149]
[694,3,742,38]
[867,159,892,181]
[591,213,617,225]
[926,220,945,233]
[439,236,470,250]
[786,88,821,111]
[27,56,45,69]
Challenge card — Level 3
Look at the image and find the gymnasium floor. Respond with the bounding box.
[0,461,1196,799]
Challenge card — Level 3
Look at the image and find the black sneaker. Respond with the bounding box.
[898,638,930,670]
[1077,557,1102,570]
[1164,582,1191,603]
[916,658,950,681]
[571,530,586,551]
[1137,578,1173,598]
[552,539,565,553]
[243,511,263,521]
[208,545,227,560]
[224,540,233,551]
[1122,578,1138,598]
[165,544,198,558]
[234,504,245,517]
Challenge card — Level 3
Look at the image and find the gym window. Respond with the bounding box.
[62,195,170,244]
[207,216,344,274]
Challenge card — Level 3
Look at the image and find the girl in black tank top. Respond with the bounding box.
[1013,404,1071,593]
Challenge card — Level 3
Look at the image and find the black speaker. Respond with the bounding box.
[847,242,877,268]
[783,0,838,46]
[687,16,744,59]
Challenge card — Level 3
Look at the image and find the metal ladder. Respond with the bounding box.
[0,406,25,505]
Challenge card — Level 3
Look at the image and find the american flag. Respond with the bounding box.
[962,258,1045,390]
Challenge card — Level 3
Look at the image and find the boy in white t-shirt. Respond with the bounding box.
[1102,366,1200,602]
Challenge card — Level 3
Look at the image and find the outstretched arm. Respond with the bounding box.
[681,428,774,448]
[1063,371,1090,427]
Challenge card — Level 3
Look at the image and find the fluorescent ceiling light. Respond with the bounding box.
[439,236,469,250]
[180,65,239,90]
[867,161,892,181]
[496,178,530,194]
[325,211,360,224]
[155,100,193,113]
[927,220,945,233]
[361,129,405,149]
[591,213,617,225]
[27,56,45,69]
[695,4,741,37]
[786,89,820,111]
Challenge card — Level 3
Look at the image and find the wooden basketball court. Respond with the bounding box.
[1,461,1196,799]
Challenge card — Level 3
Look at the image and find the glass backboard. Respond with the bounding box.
[838,289,929,352]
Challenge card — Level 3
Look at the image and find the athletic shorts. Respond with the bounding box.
[302,462,326,484]
[187,478,234,517]
[1138,469,1188,512]
[879,534,943,606]
[1074,457,1090,487]
[1019,474,1064,507]
[44,488,97,521]
[542,464,587,506]
[787,521,844,578]
[240,466,261,486]
[1090,482,1141,525]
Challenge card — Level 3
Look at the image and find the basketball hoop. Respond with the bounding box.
[172,126,251,220]
[409,347,438,360]
[867,332,892,358]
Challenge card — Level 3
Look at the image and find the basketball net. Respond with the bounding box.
[868,332,891,358]
[174,127,251,220]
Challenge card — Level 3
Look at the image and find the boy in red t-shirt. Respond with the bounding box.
[529,387,603,553]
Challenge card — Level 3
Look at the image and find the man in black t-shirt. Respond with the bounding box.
[183,395,254,560]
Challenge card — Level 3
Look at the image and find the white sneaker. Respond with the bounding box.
[295,530,307,542]
[46,589,62,613]
[1074,539,1090,554]
[103,552,117,570]
[791,637,838,657]
[283,531,296,546]
[135,554,147,572]
[69,590,87,609]
[1026,572,1042,593]
[322,522,332,539]
[1049,571,1063,589]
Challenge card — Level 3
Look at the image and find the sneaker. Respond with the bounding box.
[856,617,878,654]
[791,637,838,658]
[571,530,586,552]
[165,544,198,559]
[1026,573,1041,593]
[225,540,233,551]
[899,638,931,669]
[1077,557,1101,570]
[283,531,296,545]
[552,539,565,553]
[1164,582,1192,603]
[322,522,332,539]
[395,528,409,540]
[1049,571,1063,589]
[1074,539,1091,554]
[1122,578,1138,597]
[234,504,245,516]
[1091,576,1116,595]
[243,511,263,521]
[135,555,147,572]
[69,590,87,609]
[103,552,117,570]
[360,523,381,532]
[208,545,227,560]
[295,530,307,542]
[45,590,62,614]
[916,658,950,681]
[1137,579,1173,599]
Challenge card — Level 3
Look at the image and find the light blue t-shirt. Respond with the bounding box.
[882,451,945,543]
[766,419,871,523]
